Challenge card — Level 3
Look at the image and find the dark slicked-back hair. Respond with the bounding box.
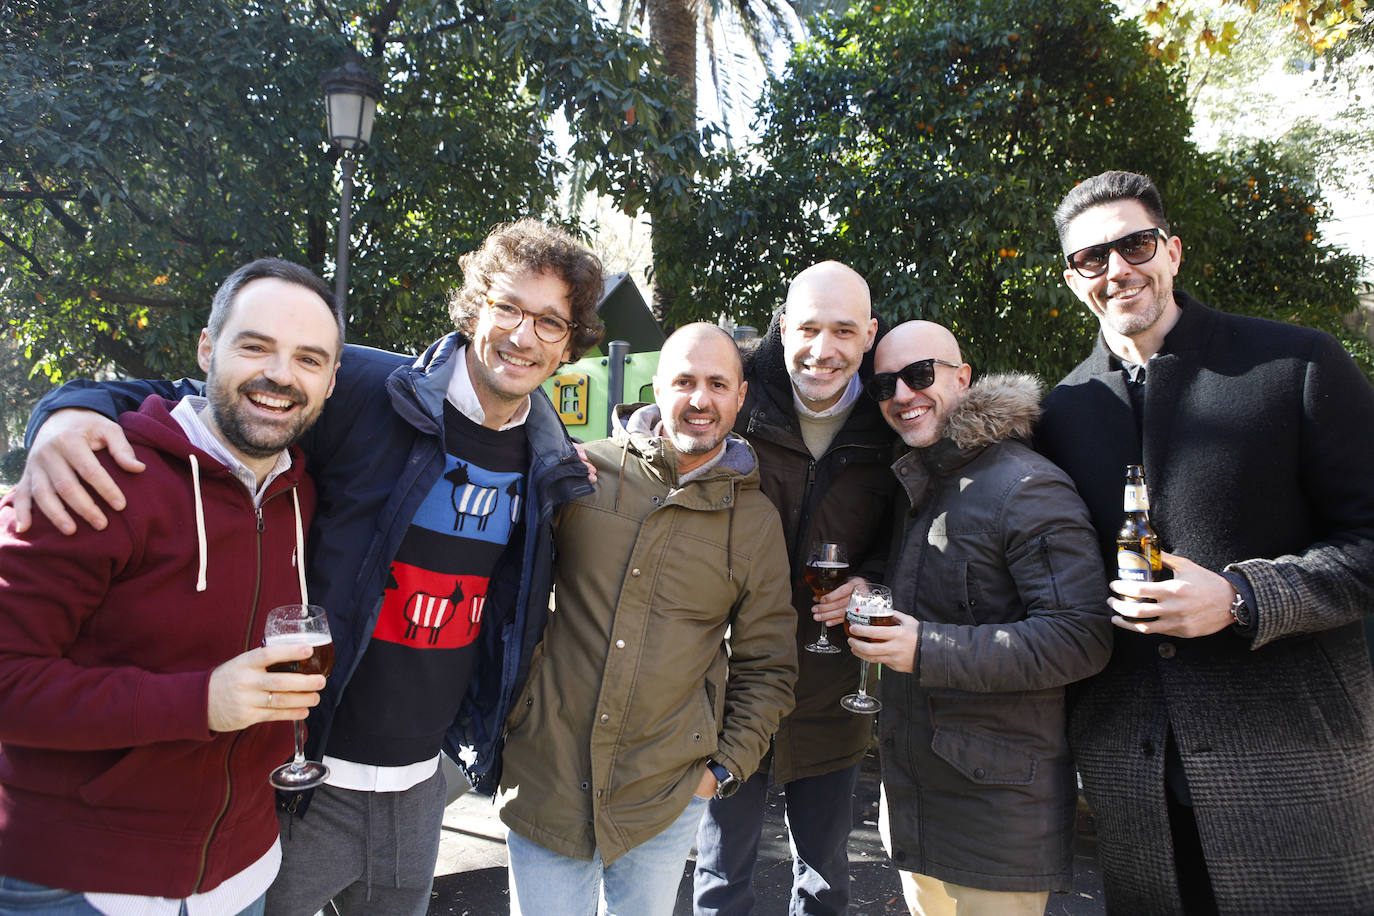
[449,219,606,361]
[1053,171,1171,249]
[207,258,344,354]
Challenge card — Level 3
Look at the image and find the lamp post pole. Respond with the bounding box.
[334,154,357,311]
[320,54,381,321]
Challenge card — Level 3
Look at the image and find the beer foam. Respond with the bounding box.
[266,632,332,647]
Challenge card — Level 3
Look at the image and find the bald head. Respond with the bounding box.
[874,320,963,370]
[873,321,971,449]
[786,261,871,313]
[653,323,748,474]
[660,323,743,383]
[781,261,877,411]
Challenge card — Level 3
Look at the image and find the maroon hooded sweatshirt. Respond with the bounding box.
[0,396,314,896]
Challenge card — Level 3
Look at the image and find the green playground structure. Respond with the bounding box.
[541,272,664,441]
[544,272,758,441]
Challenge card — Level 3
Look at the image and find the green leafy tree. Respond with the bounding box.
[667,0,1368,379]
[610,0,795,318]
[1124,0,1373,239]
[1133,0,1369,65]
[0,331,48,448]
[0,0,710,387]
[1184,142,1368,352]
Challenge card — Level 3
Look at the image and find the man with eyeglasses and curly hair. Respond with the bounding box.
[14,219,608,916]
[1037,169,1374,913]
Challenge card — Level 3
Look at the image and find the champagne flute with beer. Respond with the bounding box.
[803,541,849,654]
[841,584,894,714]
[265,603,334,790]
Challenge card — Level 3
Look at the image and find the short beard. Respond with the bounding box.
[664,410,725,457]
[205,369,314,459]
[1103,282,1170,339]
[668,431,723,457]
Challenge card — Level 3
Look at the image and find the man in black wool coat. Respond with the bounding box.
[1036,169,1374,914]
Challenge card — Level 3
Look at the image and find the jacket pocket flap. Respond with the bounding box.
[930,726,1036,785]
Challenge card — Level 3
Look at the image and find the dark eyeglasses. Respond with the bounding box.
[864,358,963,401]
[485,298,578,344]
[1065,227,1167,278]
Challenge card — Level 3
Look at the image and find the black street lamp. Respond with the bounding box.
[320,53,382,318]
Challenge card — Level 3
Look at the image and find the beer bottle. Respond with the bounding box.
[1117,464,1163,587]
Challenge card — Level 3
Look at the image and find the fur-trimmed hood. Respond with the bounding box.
[942,372,1044,450]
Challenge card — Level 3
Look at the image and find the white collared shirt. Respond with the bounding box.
[444,344,531,430]
[170,396,293,505]
[84,837,281,916]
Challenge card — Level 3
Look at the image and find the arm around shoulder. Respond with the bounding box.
[26,378,201,447]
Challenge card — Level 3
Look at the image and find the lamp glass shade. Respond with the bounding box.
[325,89,377,152]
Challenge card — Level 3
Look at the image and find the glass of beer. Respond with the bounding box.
[265,603,334,790]
[803,541,849,654]
[841,584,894,714]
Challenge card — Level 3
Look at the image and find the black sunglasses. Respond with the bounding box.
[864,358,963,401]
[1065,227,1168,278]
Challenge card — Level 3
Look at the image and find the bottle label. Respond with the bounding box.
[1123,485,1150,512]
[1118,549,1153,582]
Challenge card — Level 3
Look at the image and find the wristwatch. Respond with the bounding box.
[1228,588,1252,630]
[707,760,741,798]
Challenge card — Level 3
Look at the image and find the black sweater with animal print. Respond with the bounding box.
[325,403,528,768]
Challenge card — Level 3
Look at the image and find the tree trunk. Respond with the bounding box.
[645,0,698,321]
[646,0,697,114]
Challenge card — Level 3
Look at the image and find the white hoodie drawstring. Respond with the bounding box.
[292,488,309,606]
[189,454,208,592]
[189,452,307,602]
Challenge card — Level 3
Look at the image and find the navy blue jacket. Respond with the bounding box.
[28,333,593,797]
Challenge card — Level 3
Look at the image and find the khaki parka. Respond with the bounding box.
[498,404,797,864]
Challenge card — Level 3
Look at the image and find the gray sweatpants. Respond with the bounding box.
[265,766,446,916]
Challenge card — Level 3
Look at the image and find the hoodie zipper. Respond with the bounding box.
[191,485,290,891]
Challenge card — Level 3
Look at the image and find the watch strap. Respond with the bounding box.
[707,759,740,798]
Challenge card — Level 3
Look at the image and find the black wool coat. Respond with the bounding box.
[1036,293,1374,914]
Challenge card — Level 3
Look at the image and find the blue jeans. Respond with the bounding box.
[0,877,266,915]
[693,762,860,916]
[508,794,708,916]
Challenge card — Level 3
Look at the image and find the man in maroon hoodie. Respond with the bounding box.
[0,258,342,916]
